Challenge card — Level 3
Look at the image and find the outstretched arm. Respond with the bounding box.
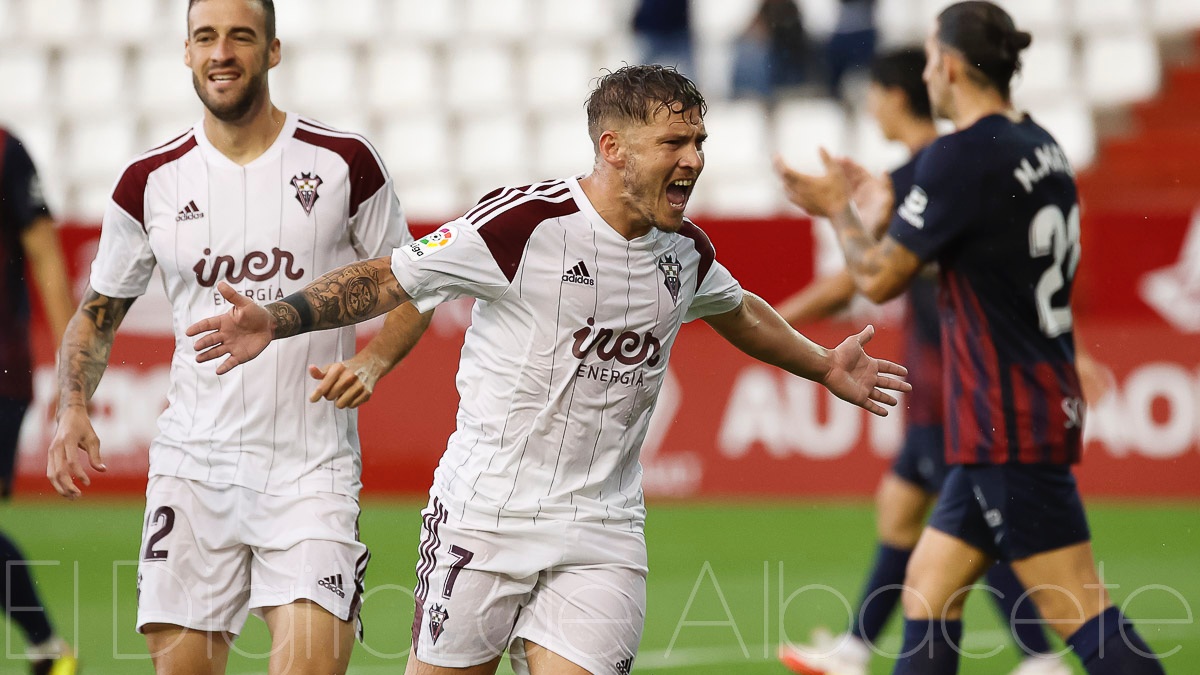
[704,292,910,416]
[47,287,137,499]
[775,151,921,303]
[309,303,434,409]
[186,256,410,374]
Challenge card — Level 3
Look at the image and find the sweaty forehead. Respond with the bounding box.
[651,105,704,131]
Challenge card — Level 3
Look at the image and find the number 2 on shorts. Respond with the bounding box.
[142,506,176,561]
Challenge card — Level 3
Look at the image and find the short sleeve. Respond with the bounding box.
[1,134,52,230]
[684,260,744,322]
[886,138,984,262]
[390,223,512,313]
[89,198,156,298]
[349,178,410,257]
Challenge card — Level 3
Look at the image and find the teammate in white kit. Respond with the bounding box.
[45,1,430,673]
[187,65,911,675]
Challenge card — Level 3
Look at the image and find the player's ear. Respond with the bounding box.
[597,129,624,168]
[268,37,281,69]
[184,39,192,67]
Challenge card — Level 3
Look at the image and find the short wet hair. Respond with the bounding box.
[937,1,1032,100]
[187,0,277,42]
[870,48,932,121]
[586,65,707,149]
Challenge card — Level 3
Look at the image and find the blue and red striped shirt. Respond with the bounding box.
[888,113,1083,465]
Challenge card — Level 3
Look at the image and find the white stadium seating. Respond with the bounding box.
[0,0,1176,218]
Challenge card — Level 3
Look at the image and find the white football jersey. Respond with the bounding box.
[90,113,408,498]
[391,177,744,530]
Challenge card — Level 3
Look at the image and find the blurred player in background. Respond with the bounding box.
[776,2,1165,674]
[45,0,430,673]
[776,49,1069,675]
[184,64,911,675]
[0,127,79,675]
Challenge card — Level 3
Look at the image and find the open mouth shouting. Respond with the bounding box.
[666,178,695,211]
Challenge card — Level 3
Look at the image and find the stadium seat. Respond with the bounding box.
[701,101,772,180]
[58,47,129,115]
[395,175,463,223]
[534,0,623,42]
[365,46,442,113]
[1151,0,1200,34]
[462,0,533,42]
[163,0,188,38]
[278,46,361,112]
[73,180,118,220]
[391,0,460,43]
[141,116,197,152]
[3,115,61,178]
[445,44,518,112]
[273,0,320,41]
[316,0,380,43]
[532,115,594,178]
[877,0,928,46]
[456,113,531,180]
[1082,32,1161,107]
[1026,100,1096,169]
[97,0,163,44]
[1011,36,1076,102]
[379,116,454,180]
[773,99,851,172]
[692,1,759,46]
[0,0,13,41]
[134,48,198,115]
[992,0,1068,35]
[694,179,783,218]
[63,117,138,182]
[0,47,52,113]
[21,0,88,45]
[796,0,841,37]
[1070,0,1146,34]
[523,45,597,113]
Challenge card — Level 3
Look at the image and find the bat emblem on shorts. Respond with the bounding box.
[290,172,323,215]
[428,603,449,643]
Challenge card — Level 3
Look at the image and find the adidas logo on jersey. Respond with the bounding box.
[318,574,346,598]
[175,200,205,222]
[562,261,595,286]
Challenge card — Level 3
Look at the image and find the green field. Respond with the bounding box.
[0,499,1195,674]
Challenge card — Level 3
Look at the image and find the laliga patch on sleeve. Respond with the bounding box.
[403,225,458,261]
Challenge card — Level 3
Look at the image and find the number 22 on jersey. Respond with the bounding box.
[1029,203,1080,338]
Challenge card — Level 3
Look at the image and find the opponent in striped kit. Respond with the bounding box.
[46,1,431,673]
[187,65,911,675]
[776,3,1164,674]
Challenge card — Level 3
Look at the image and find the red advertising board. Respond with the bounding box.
[14,212,1200,498]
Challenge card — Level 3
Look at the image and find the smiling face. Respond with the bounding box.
[185,0,279,122]
[613,104,706,234]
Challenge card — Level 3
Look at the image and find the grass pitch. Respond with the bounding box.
[0,499,1194,674]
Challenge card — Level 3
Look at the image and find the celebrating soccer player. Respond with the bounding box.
[186,64,910,675]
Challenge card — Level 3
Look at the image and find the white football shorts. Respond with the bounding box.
[409,496,648,675]
[135,475,370,635]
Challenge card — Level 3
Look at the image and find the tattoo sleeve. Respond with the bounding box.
[830,203,883,278]
[267,257,408,340]
[58,289,136,409]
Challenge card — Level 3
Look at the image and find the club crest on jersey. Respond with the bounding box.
[403,226,457,261]
[290,172,323,215]
[658,254,682,304]
[427,603,449,644]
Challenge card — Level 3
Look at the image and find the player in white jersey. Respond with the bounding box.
[186,65,911,675]
[45,1,431,673]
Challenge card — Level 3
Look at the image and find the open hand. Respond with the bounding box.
[309,356,381,409]
[185,282,274,374]
[823,325,911,416]
[774,148,851,218]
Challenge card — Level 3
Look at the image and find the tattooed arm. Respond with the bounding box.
[47,287,137,499]
[186,256,412,375]
[774,151,921,303]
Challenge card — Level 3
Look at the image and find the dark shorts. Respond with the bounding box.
[927,463,1091,561]
[891,424,947,494]
[0,397,30,499]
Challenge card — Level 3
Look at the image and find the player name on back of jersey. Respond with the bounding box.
[1013,142,1073,194]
